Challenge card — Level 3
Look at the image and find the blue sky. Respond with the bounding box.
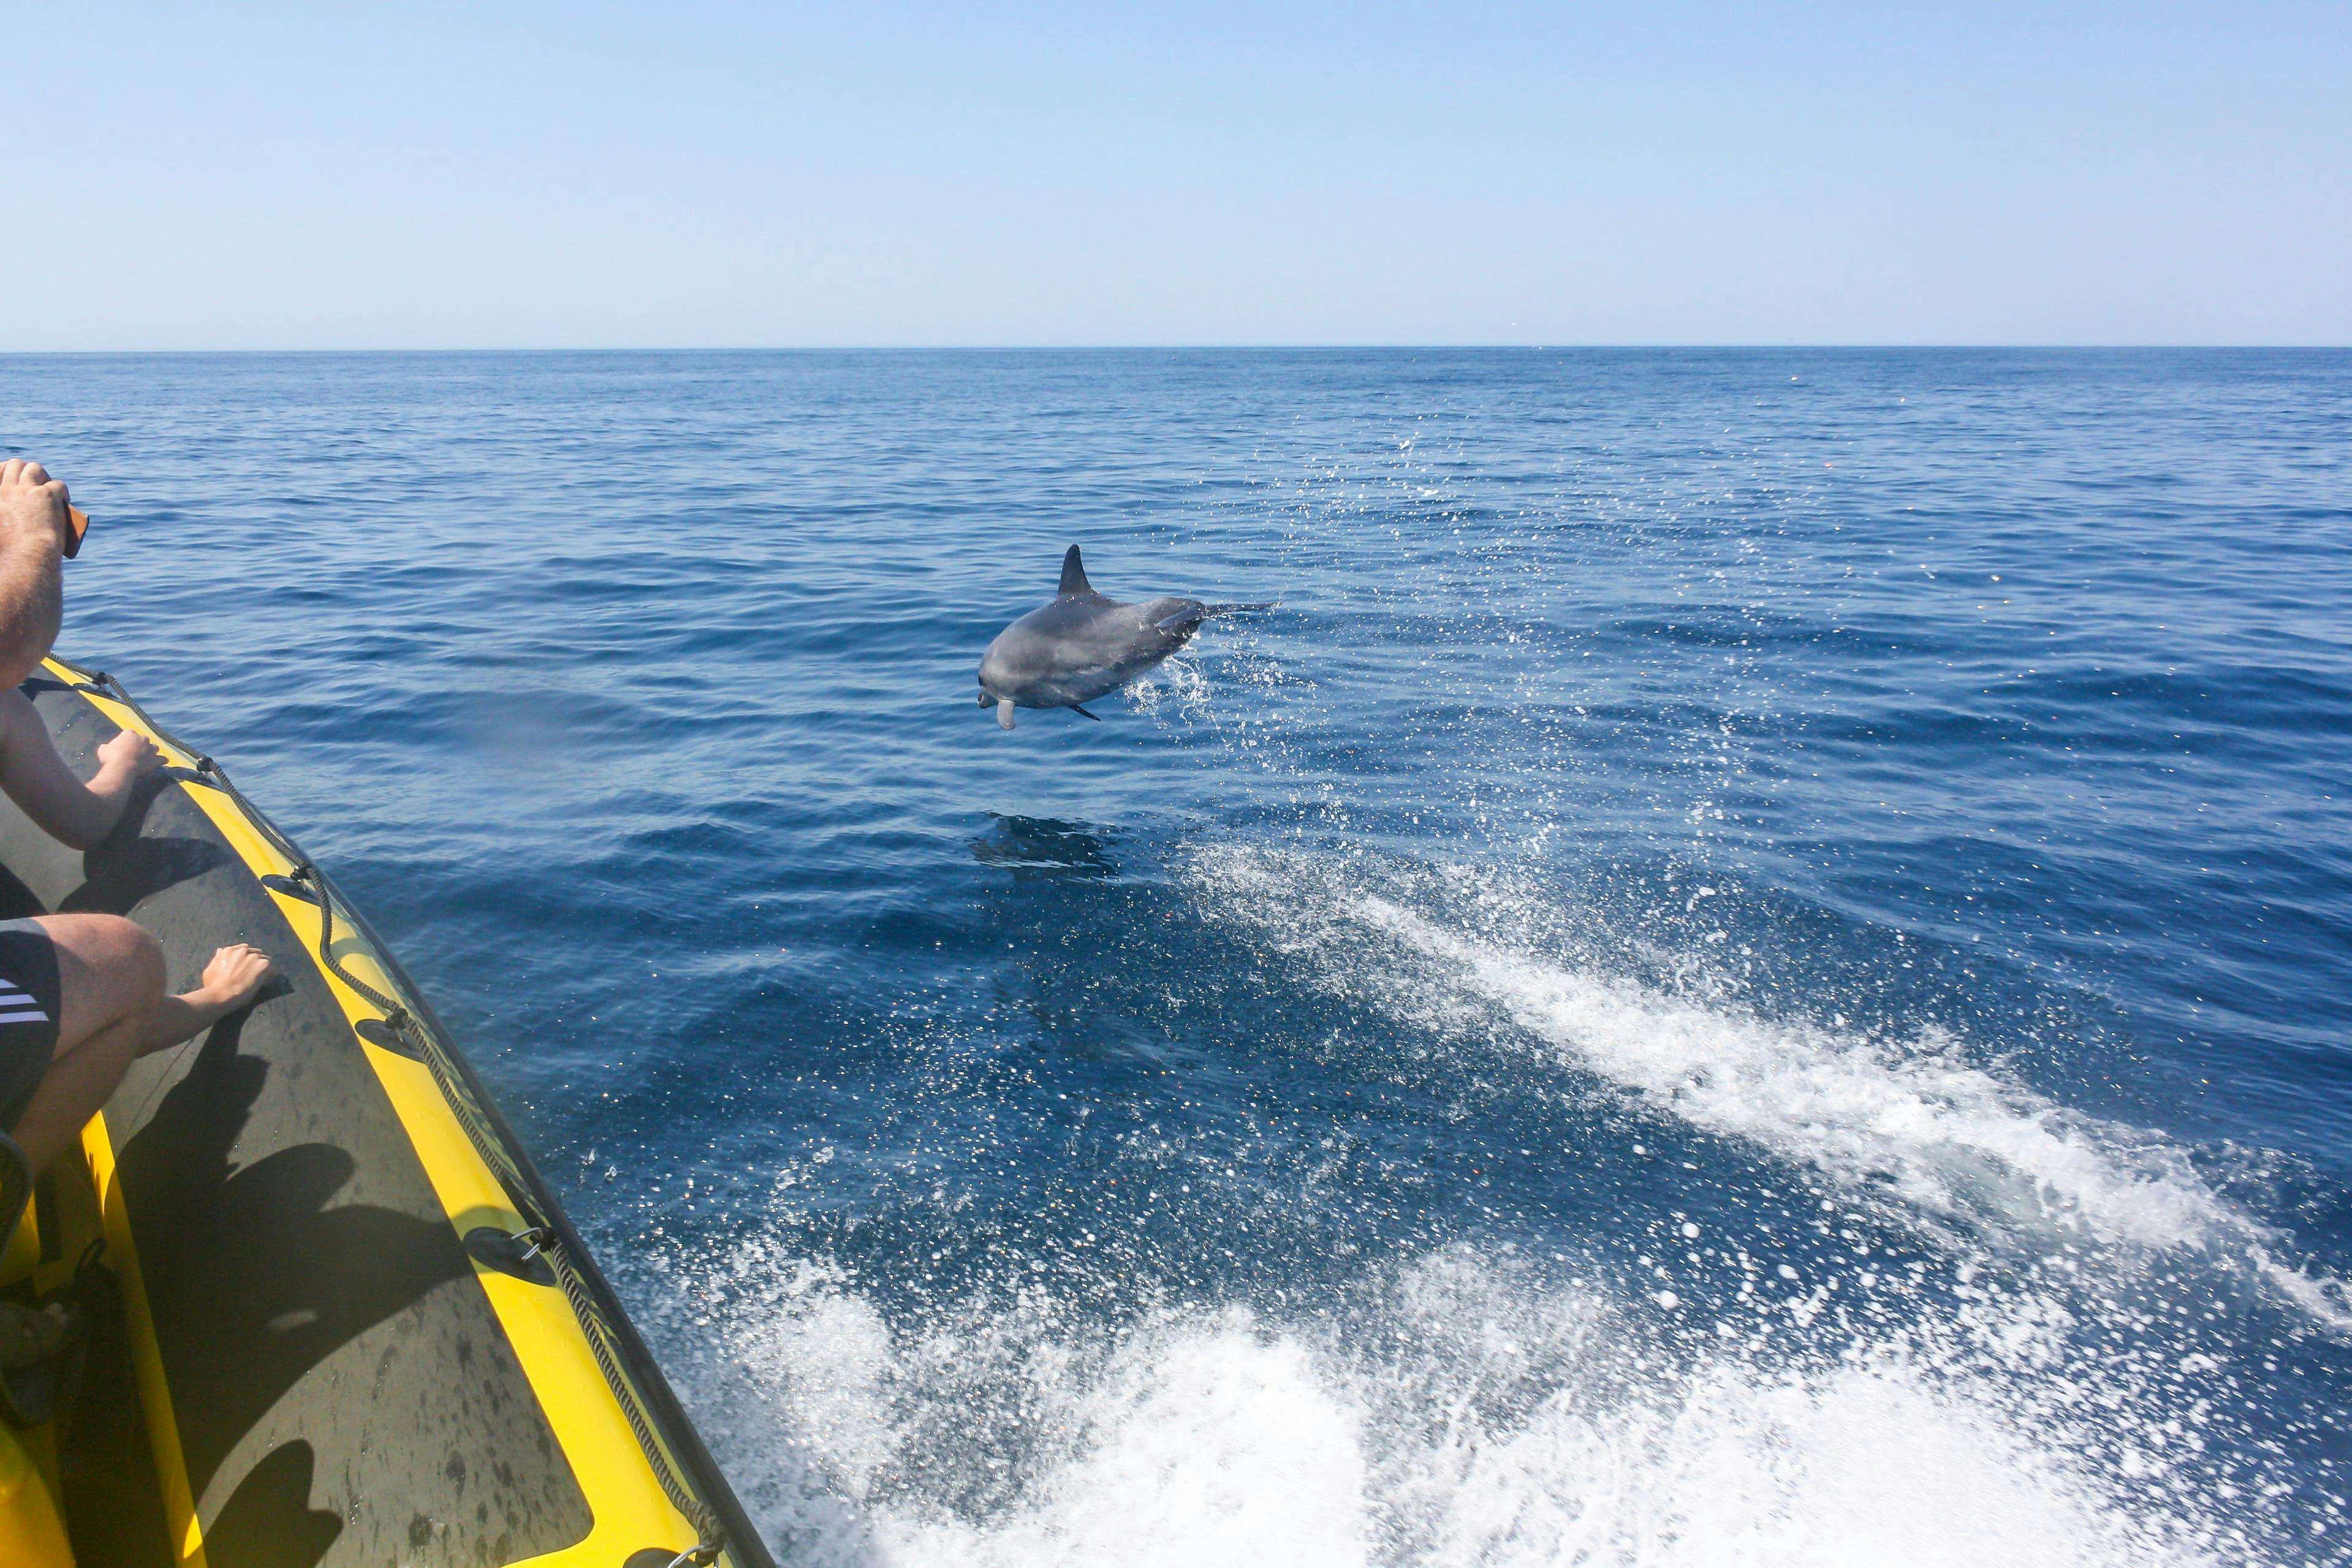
[15,3,2350,348]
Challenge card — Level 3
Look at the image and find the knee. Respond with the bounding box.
[88,917,165,1007]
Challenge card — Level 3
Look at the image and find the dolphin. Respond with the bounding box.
[977,546,1272,729]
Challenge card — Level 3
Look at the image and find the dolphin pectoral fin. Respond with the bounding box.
[1068,702,1102,721]
[1155,605,1207,633]
[998,699,1017,730]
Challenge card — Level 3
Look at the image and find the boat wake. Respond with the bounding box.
[664,1241,2240,1567]
[1192,844,2352,1333]
[640,841,2347,1567]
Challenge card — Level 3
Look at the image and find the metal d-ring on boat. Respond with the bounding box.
[0,656,770,1568]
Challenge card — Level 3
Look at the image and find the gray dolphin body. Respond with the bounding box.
[977,546,1270,729]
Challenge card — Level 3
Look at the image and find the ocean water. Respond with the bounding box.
[5,348,2350,1564]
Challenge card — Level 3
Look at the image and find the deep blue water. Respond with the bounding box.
[6,349,2350,1566]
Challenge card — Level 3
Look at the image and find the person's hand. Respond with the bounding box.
[0,458,72,558]
[96,728,162,782]
[195,942,274,1009]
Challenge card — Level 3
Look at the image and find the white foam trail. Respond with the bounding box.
[1194,845,2351,1328]
[1459,1358,2197,1567]
[639,845,2334,1562]
[673,1243,2233,1568]
[895,1321,1371,1568]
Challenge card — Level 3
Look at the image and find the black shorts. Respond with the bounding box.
[0,918,61,1135]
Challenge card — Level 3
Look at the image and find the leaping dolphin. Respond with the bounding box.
[977,546,1272,729]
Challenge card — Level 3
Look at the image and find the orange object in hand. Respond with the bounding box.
[64,506,88,559]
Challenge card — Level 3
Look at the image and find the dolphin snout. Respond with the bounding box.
[977,642,1015,700]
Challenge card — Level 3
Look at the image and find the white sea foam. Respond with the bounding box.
[670,1242,2231,1568]
[1191,844,2351,1329]
[642,844,2340,1564]
[894,1322,1371,1568]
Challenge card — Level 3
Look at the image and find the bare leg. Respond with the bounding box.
[39,913,165,1047]
[10,1010,148,1175]
[9,916,273,1173]
[135,944,273,1055]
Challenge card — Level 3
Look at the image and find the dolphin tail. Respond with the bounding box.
[997,698,1017,730]
[1068,702,1102,721]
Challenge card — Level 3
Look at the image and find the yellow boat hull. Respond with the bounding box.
[0,659,767,1568]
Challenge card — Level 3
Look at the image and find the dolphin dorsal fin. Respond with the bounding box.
[1058,545,1094,598]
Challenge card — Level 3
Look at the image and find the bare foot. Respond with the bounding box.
[135,942,280,1058]
[194,943,273,1009]
[134,944,279,1058]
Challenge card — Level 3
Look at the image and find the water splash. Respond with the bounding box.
[1192,844,2352,1333]
[653,1240,2249,1567]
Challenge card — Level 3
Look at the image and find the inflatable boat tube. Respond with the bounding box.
[0,656,772,1568]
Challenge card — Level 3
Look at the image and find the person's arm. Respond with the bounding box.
[0,458,162,847]
[0,690,160,849]
[0,458,67,692]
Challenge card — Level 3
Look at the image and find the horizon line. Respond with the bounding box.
[4,343,2349,357]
